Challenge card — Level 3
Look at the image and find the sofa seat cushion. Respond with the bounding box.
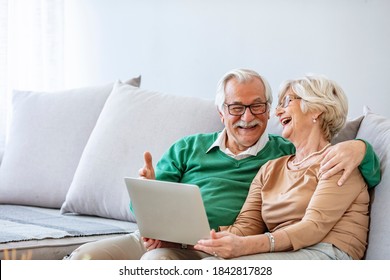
[0,234,129,260]
[0,204,138,260]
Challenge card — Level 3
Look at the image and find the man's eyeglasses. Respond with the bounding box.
[277,95,302,109]
[224,102,268,116]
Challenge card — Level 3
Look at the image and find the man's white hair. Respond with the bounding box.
[215,68,273,112]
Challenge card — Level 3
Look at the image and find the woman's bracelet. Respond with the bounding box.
[264,232,275,252]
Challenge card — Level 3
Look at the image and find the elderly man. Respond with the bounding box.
[68,69,379,260]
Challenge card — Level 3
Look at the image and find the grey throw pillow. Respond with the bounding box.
[331,115,364,144]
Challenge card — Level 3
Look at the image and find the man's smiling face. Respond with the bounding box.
[219,77,270,154]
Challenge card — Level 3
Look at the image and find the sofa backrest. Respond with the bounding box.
[356,109,390,259]
[0,133,4,166]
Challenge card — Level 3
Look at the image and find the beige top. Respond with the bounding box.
[222,155,369,260]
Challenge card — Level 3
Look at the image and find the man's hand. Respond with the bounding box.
[320,140,366,186]
[142,237,180,251]
[138,151,155,179]
[143,237,162,251]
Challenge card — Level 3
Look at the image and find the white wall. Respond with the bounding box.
[64,0,390,119]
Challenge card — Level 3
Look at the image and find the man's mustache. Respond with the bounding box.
[233,119,261,128]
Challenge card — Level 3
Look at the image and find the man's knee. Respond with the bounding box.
[66,232,145,260]
[141,248,207,260]
[67,242,99,260]
[141,248,181,260]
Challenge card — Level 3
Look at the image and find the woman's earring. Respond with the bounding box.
[312,118,317,123]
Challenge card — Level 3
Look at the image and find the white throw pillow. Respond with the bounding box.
[61,81,224,221]
[0,77,141,208]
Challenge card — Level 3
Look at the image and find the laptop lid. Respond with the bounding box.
[124,177,211,245]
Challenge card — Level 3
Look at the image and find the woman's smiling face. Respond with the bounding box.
[275,89,312,143]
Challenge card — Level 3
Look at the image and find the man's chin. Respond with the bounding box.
[237,126,262,136]
[237,134,260,146]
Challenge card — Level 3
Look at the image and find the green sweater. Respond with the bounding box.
[155,132,380,230]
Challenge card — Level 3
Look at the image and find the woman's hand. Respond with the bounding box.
[194,230,244,259]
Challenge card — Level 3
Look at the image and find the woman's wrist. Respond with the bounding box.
[264,232,275,252]
[243,234,270,255]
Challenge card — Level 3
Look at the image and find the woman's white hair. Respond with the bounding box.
[278,74,348,141]
[215,69,273,112]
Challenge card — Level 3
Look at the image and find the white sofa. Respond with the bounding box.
[0,79,389,260]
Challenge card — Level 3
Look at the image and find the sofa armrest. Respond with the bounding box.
[0,133,4,166]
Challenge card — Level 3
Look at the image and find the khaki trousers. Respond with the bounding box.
[67,231,352,260]
[67,230,145,260]
[141,242,352,260]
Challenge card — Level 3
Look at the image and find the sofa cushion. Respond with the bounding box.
[356,107,390,259]
[0,77,141,208]
[0,133,4,165]
[0,205,138,260]
[331,115,364,144]
[61,81,224,221]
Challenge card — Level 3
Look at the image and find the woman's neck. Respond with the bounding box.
[292,139,331,167]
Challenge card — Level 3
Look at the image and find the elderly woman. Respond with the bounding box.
[192,75,370,260]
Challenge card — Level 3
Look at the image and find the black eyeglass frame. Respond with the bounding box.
[223,102,268,116]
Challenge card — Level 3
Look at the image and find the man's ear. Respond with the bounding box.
[218,108,225,124]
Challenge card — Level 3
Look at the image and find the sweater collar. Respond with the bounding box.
[207,129,269,160]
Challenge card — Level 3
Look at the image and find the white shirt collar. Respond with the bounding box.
[207,128,269,160]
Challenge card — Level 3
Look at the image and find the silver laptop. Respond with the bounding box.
[124,177,211,245]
